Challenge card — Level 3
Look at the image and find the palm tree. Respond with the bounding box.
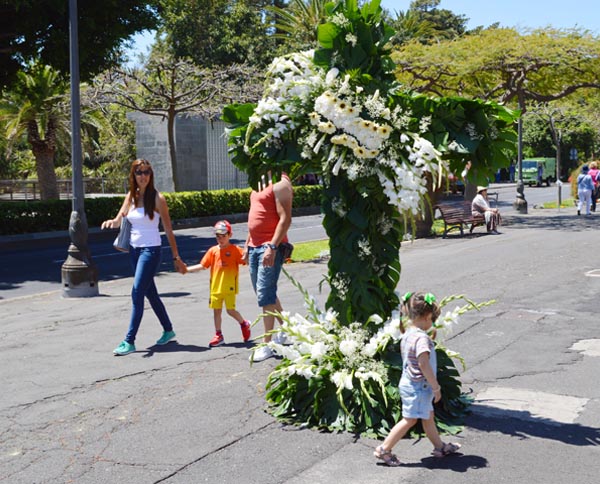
[268,0,329,51]
[0,63,69,200]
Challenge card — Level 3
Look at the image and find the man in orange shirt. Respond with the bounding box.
[244,172,293,362]
[185,220,251,347]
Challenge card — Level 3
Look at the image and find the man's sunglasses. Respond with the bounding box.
[135,169,151,176]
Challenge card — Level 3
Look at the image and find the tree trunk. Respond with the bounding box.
[28,120,59,200]
[167,108,178,191]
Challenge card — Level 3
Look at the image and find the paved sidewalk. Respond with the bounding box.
[1,207,600,483]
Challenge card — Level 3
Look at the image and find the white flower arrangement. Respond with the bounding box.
[242,49,447,217]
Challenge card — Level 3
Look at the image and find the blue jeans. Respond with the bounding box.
[125,246,173,344]
[248,245,284,307]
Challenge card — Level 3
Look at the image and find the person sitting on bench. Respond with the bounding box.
[471,186,502,235]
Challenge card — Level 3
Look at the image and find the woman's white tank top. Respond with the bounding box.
[127,207,161,247]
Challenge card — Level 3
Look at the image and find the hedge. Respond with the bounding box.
[0,185,323,236]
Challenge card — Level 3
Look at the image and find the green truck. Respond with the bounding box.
[521,157,556,186]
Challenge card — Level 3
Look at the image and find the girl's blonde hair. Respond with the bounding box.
[591,161,599,169]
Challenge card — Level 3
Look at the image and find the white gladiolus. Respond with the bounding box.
[331,370,353,390]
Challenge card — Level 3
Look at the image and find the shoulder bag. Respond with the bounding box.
[113,217,132,252]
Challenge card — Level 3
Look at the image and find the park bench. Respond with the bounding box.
[434,200,485,238]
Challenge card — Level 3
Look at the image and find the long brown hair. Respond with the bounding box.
[128,159,157,219]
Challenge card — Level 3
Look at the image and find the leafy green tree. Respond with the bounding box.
[388,8,438,46]
[0,0,160,89]
[0,63,107,199]
[523,104,599,174]
[95,48,262,190]
[405,0,468,40]
[0,64,68,199]
[160,0,281,67]
[393,28,600,110]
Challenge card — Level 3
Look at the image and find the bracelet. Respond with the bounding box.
[173,256,181,261]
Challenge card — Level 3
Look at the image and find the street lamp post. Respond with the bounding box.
[513,116,528,214]
[61,0,99,297]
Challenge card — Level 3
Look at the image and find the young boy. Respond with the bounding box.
[185,220,251,347]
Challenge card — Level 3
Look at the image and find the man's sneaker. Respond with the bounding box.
[113,341,136,356]
[209,332,224,347]
[250,345,274,362]
[156,330,176,345]
[240,320,251,342]
[272,331,291,345]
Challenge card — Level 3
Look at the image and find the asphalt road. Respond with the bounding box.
[0,183,565,300]
[1,183,598,484]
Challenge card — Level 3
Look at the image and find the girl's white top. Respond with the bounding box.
[127,207,161,247]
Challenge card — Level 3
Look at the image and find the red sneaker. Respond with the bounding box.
[209,332,224,347]
[240,320,251,342]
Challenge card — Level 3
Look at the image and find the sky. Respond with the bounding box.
[381,0,600,32]
[127,0,599,60]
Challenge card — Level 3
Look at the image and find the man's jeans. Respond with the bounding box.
[248,245,284,307]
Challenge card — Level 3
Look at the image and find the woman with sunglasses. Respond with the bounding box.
[102,159,185,356]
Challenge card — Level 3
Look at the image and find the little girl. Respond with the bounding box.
[374,292,461,466]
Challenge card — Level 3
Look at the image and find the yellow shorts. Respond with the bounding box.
[209,293,236,310]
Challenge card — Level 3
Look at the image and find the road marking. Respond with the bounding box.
[584,269,600,277]
[570,339,600,357]
[473,387,588,425]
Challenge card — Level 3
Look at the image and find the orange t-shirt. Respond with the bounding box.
[247,183,289,247]
[201,244,245,295]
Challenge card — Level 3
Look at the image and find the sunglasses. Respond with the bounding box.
[135,169,151,176]
[215,233,228,238]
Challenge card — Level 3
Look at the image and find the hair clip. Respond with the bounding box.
[424,293,436,305]
[402,292,413,303]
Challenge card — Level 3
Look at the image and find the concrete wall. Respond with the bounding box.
[127,112,248,192]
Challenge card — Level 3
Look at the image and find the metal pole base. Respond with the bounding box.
[513,196,528,214]
[512,180,528,214]
[61,243,99,297]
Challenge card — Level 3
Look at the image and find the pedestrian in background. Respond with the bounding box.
[245,172,293,362]
[374,292,461,466]
[587,161,600,212]
[577,164,594,216]
[101,159,185,356]
[184,220,251,347]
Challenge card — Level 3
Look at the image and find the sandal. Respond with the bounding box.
[432,442,462,458]
[374,445,402,467]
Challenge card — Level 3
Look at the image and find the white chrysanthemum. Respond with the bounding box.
[310,341,329,360]
[339,339,359,357]
[345,33,358,46]
[362,340,378,357]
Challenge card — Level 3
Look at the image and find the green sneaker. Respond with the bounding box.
[113,341,135,356]
[156,330,176,345]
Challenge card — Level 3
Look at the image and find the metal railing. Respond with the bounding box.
[0,178,126,201]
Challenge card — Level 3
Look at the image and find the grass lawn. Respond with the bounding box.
[288,239,330,262]
[542,198,575,209]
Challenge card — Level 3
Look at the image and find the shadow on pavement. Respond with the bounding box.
[467,407,600,446]
[504,213,599,232]
[141,341,209,357]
